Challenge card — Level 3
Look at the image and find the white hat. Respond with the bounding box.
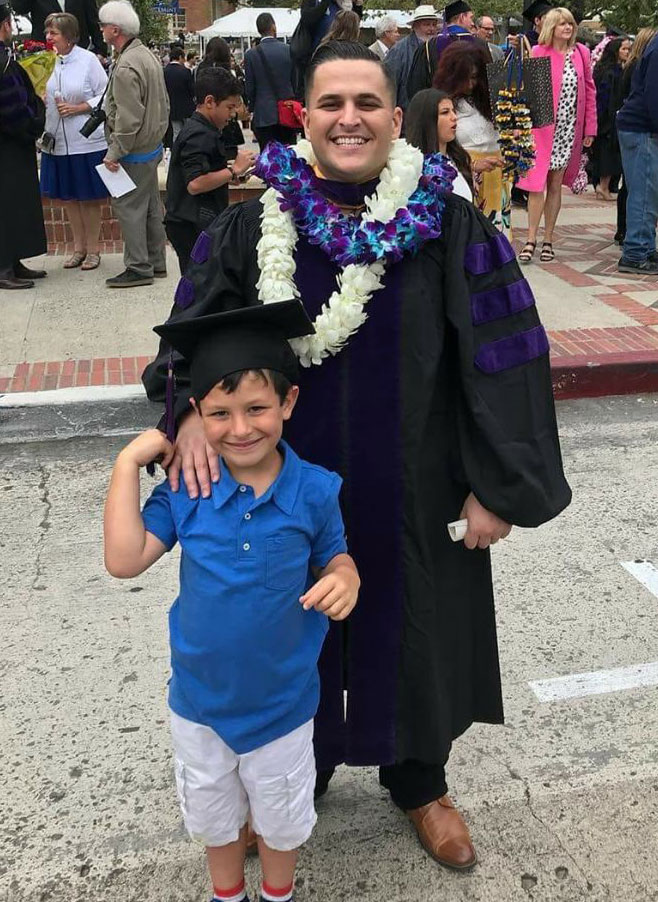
[409,4,439,22]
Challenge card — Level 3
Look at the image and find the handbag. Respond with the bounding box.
[256,45,303,129]
[487,41,554,128]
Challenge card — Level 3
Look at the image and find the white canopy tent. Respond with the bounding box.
[198,8,410,55]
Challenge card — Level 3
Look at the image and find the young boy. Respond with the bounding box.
[164,67,256,274]
[104,300,359,902]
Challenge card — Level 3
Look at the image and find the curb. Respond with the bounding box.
[551,350,658,400]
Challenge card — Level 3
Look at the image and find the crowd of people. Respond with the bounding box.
[1,0,657,288]
[4,0,655,900]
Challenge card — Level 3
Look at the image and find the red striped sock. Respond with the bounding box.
[212,879,247,902]
[260,881,293,902]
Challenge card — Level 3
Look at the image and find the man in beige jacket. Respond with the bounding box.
[100,0,169,287]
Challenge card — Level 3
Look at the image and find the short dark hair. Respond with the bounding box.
[305,40,396,104]
[194,68,242,105]
[256,11,275,36]
[214,369,293,404]
[170,45,185,61]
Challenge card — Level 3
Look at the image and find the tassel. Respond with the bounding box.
[164,349,176,443]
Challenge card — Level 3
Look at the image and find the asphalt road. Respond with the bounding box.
[2,394,658,902]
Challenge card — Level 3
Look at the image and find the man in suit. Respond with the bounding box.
[164,45,195,144]
[384,4,438,110]
[13,0,105,53]
[368,15,400,60]
[476,15,504,60]
[245,12,296,152]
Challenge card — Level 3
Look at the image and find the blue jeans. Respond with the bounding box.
[618,130,658,262]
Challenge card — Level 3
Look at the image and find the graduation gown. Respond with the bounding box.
[143,182,571,770]
[0,43,47,270]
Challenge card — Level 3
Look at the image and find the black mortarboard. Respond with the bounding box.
[0,4,12,22]
[522,0,553,20]
[153,299,315,404]
[444,0,471,19]
[605,25,626,37]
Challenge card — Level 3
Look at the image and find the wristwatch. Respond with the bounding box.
[226,163,237,182]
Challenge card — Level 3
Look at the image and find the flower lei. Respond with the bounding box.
[495,87,535,181]
[254,139,455,367]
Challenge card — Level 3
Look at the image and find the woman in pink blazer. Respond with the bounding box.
[517,8,597,264]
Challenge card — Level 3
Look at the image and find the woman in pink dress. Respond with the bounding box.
[517,7,597,264]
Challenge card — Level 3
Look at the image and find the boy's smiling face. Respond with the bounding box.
[194,371,298,472]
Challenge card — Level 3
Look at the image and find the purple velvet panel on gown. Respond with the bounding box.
[283,178,405,768]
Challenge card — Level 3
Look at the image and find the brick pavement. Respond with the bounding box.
[3,188,658,401]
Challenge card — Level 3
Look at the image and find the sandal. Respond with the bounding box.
[63,251,86,269]
[81,253,101,270]
[540,242,555,262]
[518,241,536,264]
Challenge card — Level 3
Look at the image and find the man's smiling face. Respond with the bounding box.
[302,59,402,184]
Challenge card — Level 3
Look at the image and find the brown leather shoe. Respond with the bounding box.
[407,795,477,870]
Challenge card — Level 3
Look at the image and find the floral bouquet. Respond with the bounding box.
[14,39,56,97]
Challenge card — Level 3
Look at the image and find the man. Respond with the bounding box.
[616,30,658,274]
[99,0,169,288]
[368,15,400,60]
[292,0,364,95]
[12,0,105,53]
[384,4,438,110]
[522,0,553,46]
[164,45,195,144]
[144,41,571,870]
[406,1,488,104]
[0,2,47,289]
[245,12,296,152]
[476,15,503,60]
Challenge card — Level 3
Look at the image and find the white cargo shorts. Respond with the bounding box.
[169,710,317,851]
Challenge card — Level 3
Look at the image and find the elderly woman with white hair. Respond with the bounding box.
[98,0,170,288]
[368,15,400,59]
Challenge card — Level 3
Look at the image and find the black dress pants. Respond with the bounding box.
[252,124,297,152]
[165,220,199,276]
[316,760,448,811]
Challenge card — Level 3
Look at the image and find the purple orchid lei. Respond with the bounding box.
[254,142,456,268]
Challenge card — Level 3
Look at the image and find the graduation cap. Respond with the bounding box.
[605,25,627,37]
[444,0,471,19]
[522,0,554,21]
[0,4,12,22]
[153,299,315,406]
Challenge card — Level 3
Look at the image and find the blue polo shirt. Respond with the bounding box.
[142,441,347,753]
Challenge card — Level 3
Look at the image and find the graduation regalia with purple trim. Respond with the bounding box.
[143,180,571,771]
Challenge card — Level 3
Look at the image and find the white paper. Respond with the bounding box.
[447,519,468,543]
[94,163,137,198]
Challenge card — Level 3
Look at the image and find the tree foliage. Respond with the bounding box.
[132,0,169,43]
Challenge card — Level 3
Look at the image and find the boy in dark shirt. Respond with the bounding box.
[165,68,256,274]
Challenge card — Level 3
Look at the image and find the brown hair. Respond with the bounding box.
[44,11,80,43]
[321,10,361,45]
[433,41,492,121]
[625,27,658,68]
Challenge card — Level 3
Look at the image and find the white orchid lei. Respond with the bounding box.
[254,139,455,367]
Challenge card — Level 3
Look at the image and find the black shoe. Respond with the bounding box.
[106,269,155,288]
[314,766,335,800]
[613,233,625,246]
[153,269,167,279]
[14,262,47,279]
[0,276,34,289]
[617,257,658,275]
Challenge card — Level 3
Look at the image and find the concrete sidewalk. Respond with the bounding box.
[1,187,657,401]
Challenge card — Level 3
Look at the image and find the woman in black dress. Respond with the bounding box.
[591,37,630,201]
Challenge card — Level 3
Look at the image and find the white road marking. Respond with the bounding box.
[621,560,658,600]
[530,661,658,702]
[0,384,144,407]
[530,560,658,702]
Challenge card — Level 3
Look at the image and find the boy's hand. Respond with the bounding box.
[232,147,257,177]
[300,564,360,621]
[120,429,175,469]
[460,492,512,550]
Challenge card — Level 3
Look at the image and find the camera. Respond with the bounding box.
[79,105,106,139]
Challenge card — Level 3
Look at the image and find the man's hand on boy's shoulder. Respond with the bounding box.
[168,409,220,499]
[120,428,175,470]
[300,554,360,621]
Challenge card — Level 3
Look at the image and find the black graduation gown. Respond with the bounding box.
[143,187,571,770]
[0,43,47,269]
